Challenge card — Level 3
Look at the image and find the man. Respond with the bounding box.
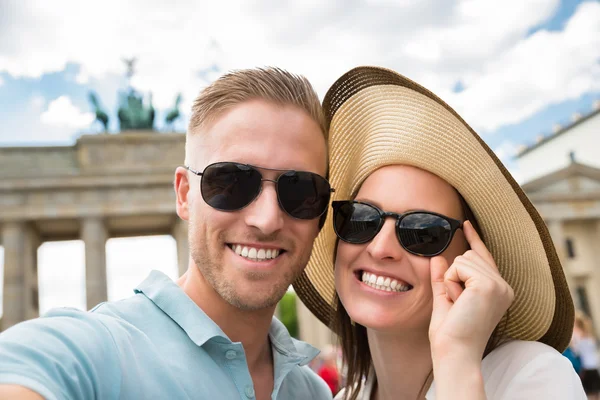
[0,67,333,400]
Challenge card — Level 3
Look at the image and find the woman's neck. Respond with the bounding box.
[368,327,433,400]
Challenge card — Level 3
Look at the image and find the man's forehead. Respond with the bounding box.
[187,107,327,174]
[190,137,326,174]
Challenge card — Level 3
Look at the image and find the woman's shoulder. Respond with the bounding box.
[485,339,564,362]
[482,339,574,376]
[480,340,586,398]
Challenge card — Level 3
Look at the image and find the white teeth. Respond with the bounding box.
[231,245,281,261]
[257,249,266,260]
[361,271,411,293]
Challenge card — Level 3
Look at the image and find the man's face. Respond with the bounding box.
[179,99,327,311]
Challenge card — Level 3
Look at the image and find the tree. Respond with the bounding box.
[279,292,299,338]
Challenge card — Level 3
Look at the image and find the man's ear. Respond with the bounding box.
[174,167,191,221]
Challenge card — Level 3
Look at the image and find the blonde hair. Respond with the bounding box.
[185,67,326,165]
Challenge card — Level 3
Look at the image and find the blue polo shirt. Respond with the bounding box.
[0,271,332,400]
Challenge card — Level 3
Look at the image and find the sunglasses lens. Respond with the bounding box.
[201,163,261,210]
[398,213,452,256]
[277,171,331,219]
[333,202,381,243]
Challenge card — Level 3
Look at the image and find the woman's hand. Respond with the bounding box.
[429,220,514,365]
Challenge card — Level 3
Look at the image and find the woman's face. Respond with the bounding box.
[334,165,470,334]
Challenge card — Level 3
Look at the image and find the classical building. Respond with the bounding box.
[0,132,188,330]
[516,102,600,327]
[0,131,334,349]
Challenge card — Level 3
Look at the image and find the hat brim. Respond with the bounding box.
[293,66,574,352]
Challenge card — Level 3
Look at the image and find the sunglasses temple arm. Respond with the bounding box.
[184,166,203,176]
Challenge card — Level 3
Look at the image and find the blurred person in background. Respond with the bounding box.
[564,341,583,375]
[572,312,600,399]
[318,345,341,395]
[0,67,334,400]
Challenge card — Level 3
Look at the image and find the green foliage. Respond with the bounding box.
[279,292,299,338]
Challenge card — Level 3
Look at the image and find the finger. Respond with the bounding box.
[463,220,494,265]
[445,259,485,289]
[454,254,493,279]
[462,249,500,275]
[445,280,464,303]
[430,256,452,319]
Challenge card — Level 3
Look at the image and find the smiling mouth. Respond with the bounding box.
[228,244,285,262]
[356,270,413,293]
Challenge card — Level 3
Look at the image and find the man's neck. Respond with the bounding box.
[177,266,276,370]
[368,327,432,400]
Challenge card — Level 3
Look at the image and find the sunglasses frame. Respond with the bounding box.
[332,200,464,257]
[184,162,335,220]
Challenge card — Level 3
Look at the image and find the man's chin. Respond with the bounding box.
[229,297,281,312]
[225,288,287,311]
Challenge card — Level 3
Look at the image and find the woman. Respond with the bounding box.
[572,312,600,399]
[294,66,585,399]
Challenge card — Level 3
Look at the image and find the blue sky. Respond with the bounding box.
[0,0,599,315]
[1,1,599,162]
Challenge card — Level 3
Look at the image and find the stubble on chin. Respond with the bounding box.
[190,244,309,311]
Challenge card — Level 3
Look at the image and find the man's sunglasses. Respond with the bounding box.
[332,201,464,257]
[185,162,334,220]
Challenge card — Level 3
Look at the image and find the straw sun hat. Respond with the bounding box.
[293,66,574,352]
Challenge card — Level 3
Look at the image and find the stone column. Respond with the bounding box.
[1,221,40,331]
[589,219,600,327]
[173,219,189,277]
[547,219,576,294]
[296,296,334,351]
[82,217,108,309]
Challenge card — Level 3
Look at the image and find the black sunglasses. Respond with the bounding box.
[332,201,464,257]
[185,162,334,220]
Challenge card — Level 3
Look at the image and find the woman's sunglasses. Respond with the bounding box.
[185,162,334,220]
[332,201,464,257]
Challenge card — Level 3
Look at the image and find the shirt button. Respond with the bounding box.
[245,386,255,398]
[225,350,237,360]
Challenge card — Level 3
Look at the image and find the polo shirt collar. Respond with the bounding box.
[134,270,228,347]
[134,270,320,366]
[269,316,320,366]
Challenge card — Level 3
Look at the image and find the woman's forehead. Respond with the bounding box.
[356,165,463,216]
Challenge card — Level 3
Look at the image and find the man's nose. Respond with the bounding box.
[243,181,284,235]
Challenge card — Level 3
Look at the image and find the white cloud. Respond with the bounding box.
[40,96,95,129]
[493,140,524,183]
[0,76,4,87]
[29,94,45,111]
[0,0,598,133]
[446,1,600,132]
[494,140,520,164]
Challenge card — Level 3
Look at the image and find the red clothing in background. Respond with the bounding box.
[318,364,339,395]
